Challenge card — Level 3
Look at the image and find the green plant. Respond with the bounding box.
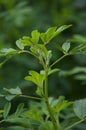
[0,25,86,130]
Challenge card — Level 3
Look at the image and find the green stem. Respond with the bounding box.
[64,118,86,130]
[44,68,58,130]
[46,100,58,130]
[50,54,68,68]
[56,115,62,130]
[44,69,48,99]
[20,94,42,100]
[20,50,38,59]
[0,57,11,68]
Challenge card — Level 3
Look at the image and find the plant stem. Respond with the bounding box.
[50,54,68,68]
[46,100,58,130]
[56,115,62,130]
[64,118,86,130]
[20,50,38,59]
[44,69,48,99]
[44,68,58,130]
[0,57,11,68]
[20,94,43,100]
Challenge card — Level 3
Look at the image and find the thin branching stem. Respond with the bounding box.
[19,50,38,58]
[64,118,86,130]
[0,58,10,68]
[50,54,68,68]
[20,94,43,100]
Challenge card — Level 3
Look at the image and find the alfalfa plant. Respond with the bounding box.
[0,25,86,130]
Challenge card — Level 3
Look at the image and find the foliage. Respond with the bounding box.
[0,0,86,129]
[0,25,86,130]
[0,0,86,100]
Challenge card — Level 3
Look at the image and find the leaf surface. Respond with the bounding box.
[74,99,86,119]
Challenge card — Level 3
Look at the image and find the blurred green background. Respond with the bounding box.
[0,0,86,107]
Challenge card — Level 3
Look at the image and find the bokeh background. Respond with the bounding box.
[0,0,86,107]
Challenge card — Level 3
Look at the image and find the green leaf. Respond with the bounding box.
[5,95,17,101]
[55,100,72,113]
[4,87,22,101]
[6,116,40,127]
[4,87,22,95]
[73,99,86,119]
[38,44,48,57]
[55,25,72,36]
[48,68,60,75]
[49,96,73,113]
[40,25,71,45]
[17,30,40,48]
[16,39,24,50]
[0,48,18,57]
[40,27,57,44]
[25,75,37,85]
[46,50,52,65]
[25,70,45,87]
[0,48,19,68]
[25,70,45,96]
[25,109,42,121]
[39,121,54,130]
[6,117,31,127]
[22,36,33,46]
[62,42,70,53]
[40,68,60,76]
[30,44,48,60]
[16,36,34,49]
[31,30,40,44]
[3,102,11,119]
[73,35,86,43]
[15,103,24,117]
